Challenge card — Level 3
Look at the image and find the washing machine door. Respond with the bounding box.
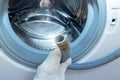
[1,0,118,70]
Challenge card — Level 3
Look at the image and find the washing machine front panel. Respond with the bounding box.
[0,0,120,71]
[1,49,120,80]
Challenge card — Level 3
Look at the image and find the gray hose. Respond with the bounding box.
[55,34,70,62]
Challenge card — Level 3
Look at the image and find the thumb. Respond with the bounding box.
[43,48,61,65]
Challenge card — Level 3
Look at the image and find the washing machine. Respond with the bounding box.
[0,0,120,80]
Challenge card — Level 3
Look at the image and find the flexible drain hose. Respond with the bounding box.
[55,34,71,62]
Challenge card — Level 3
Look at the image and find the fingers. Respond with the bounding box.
[57,58,72,80]
[60,58,72,71]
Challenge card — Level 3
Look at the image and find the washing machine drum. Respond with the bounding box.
[0,0,107,69]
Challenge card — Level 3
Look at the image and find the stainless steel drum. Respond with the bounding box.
[9,0,87,51]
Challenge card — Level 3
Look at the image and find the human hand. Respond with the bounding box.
[33,48,72,80]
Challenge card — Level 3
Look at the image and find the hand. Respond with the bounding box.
[33,48,72,80]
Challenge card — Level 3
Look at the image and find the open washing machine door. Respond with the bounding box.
[0,0,120,70]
